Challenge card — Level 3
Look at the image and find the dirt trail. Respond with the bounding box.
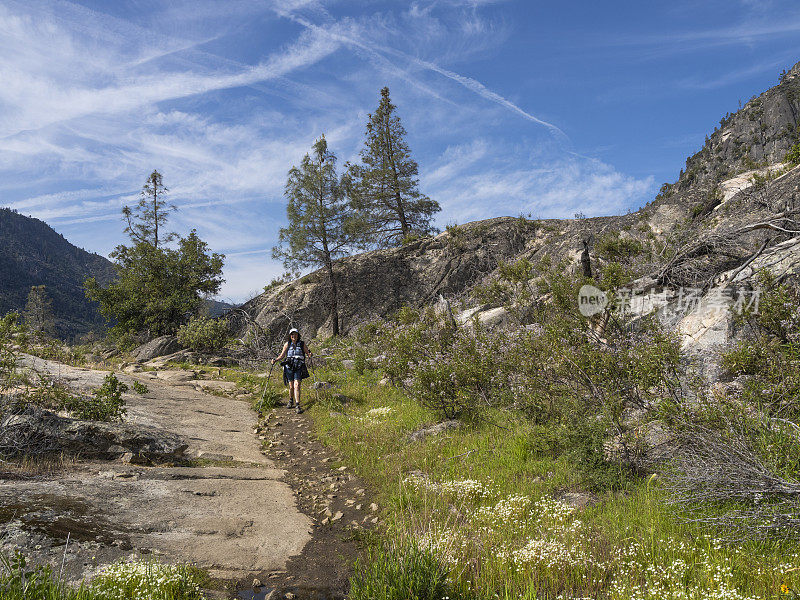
[1,356,312,581]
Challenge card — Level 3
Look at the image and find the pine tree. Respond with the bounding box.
[273,136,354,336]
[123,170,176,248]
[24,285,54,338]
[346,87,440,246]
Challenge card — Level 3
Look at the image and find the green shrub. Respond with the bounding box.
[723,271,800,419]
[359,260,684,485]
[0,314,26,392]
[176,316,230,352]
[64,373,127,422]
[445,223,468,250]
[132,380,149,395]
[352,346,368,374]
[350,544,477,600]
[32,378,83,413]
[568,419,634,491]
[252,386,282,414]
[0,553,98,600]
[595,231,643,262]
[785,142,800,166]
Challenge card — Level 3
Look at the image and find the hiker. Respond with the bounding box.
[272,328,312,413]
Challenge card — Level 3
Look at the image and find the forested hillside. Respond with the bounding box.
[0,208,115,339]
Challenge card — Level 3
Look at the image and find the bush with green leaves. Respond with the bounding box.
[723,271,800,418]
[0,313,26,392]
[655,271,800,537]
[61,373,127,422]
[176,316,230,352]
[595,231,644,262]
[132,380,149,395]
[354,259,686,488]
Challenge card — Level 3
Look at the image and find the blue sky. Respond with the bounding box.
[2,0,799,301]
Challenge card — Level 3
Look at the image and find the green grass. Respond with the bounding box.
[0,554,208,600]
[293,364,800,600]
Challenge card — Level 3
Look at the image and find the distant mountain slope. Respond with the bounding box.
[204,298,236,317]
[0,208,115,339]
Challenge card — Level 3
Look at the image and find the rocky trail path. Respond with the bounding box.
[0,356,372,599]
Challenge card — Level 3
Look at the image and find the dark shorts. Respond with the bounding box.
[284,366,303,382]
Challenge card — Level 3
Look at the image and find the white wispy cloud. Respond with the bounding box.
[282,11,565,142]
[423,140,654,223]
[1,0,662,302]
[0,27,340,137]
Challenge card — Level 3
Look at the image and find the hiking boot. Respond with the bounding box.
[295,404,303,414]
[287,400,295,409]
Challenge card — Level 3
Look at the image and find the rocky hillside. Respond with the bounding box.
[0,208,115,339]
[234,60,800,345]
[673,61,800,193]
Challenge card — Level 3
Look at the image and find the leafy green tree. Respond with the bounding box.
[272,136,355,336]
[23,285,54,338]
[85,172,224,339]
[346,87,440,246]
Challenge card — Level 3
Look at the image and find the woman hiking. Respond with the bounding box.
[272,328,312,414]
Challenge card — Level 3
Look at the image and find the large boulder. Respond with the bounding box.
[133,335,180,362]
[0,408,188,461]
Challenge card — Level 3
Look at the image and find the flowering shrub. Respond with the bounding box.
[0,554,206,600]
[399,477,789,600]
[90,559,206,600]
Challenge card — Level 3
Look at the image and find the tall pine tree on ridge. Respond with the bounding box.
[346,87,440,247]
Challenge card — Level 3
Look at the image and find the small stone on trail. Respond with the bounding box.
[252,578,263,588]
[369,503,378,512]
[331,511,343,522]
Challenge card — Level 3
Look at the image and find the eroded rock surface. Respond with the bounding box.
[2,357,312,581]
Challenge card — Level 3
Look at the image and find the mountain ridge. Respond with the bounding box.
[0,207,115,339]
[232,60,800,344]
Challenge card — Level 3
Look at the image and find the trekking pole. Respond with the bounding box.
[260,355,277,406]
[309,354,321,405]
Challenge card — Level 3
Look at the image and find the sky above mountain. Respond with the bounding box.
[2,0,799,301]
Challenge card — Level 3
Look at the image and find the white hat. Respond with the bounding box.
[289,328,299,334]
